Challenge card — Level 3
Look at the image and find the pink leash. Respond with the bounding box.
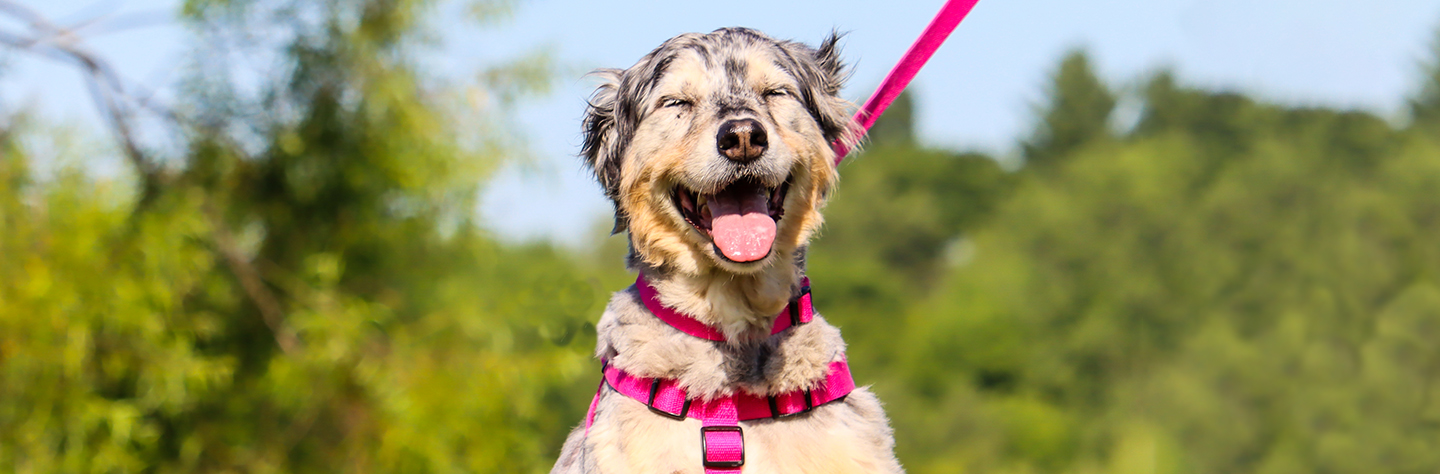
[832,0,981,163]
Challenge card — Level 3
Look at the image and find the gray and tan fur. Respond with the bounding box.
[552,28,903,473]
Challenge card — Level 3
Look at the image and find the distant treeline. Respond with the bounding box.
[827,49,1440,473]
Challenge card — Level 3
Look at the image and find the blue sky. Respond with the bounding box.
[5,0,1440,245]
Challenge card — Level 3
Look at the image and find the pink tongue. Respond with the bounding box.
[708,187,776,262]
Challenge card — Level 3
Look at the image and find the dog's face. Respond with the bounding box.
[584,28,856,276]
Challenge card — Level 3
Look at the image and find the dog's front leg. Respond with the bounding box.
[550,426,599,474]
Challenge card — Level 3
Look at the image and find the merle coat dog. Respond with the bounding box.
[551,28,904,474]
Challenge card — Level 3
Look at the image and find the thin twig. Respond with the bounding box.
[0,49,152,182]
[205,202,299,355]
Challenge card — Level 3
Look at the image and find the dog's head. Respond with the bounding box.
[583,28,857,276]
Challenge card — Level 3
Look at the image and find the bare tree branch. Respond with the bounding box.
[0,0,301,356]
[0,0,171,185]
[205,202,299,355]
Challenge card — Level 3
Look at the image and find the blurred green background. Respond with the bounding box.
[6,0,1440,473]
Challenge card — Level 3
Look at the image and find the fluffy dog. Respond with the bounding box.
[551,28,904,473]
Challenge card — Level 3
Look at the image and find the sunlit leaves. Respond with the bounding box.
[886,66,1440,474]
[3,0,589,472]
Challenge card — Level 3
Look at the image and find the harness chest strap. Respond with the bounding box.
[584,275,852,472]
[591,360,855,472]
[593,360,846,469]
[601,359,856,422]
[636,275,814,341]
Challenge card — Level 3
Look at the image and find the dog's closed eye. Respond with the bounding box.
[660,97,692,108]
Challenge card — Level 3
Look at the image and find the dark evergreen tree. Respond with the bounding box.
[1410,26,1440,128]
[1022,50,1116,169]
[867,90,917,147]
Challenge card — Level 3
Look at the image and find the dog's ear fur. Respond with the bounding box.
[582,68,627,232]
[785,31,861,153]
[583,68,624,202]
[813,31,846,95]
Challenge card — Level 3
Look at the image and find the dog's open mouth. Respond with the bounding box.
[673,177,789,263]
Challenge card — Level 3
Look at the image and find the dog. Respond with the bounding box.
[551,28,904,474]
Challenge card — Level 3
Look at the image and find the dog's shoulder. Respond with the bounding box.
[752,314,846,394]
[595,285,731,396]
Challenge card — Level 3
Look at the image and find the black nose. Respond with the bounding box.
[716,118,768,163]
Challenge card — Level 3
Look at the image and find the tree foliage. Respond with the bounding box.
[1412,27,1440,128]
[810,91,1012,367]
[7,4,1440,473]
[1022,50,1116,170]
[870,54,1440,474]
[1,1,616,473]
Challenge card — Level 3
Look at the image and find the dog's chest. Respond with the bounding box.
[721,339,778,388]
[587,389,892,474]
[574,287,901,473]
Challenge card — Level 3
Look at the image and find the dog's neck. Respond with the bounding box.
[635,257,803,343]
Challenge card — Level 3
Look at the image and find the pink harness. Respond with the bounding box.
[585,276,854,472]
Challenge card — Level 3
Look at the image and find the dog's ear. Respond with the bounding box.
[814,31,846,96]
[582,68,624,204]
[789,32,861,152]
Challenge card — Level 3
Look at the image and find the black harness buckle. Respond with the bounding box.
[767,388,814,419]
[646,378,691,420]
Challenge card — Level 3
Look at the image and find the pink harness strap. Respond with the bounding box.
[833,0,981,163]
[599,360,856,422]
[585,277,850,472]
[595,360,855,472]
[636,275,813,341]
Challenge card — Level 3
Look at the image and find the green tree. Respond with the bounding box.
[1411,26,1440,128]
[811,90,1012,374]
[12,5,1440,474]
[0,1,617,472]
[875,59,1440,474]
[867,90,917,147]
[1022,50,1116,170]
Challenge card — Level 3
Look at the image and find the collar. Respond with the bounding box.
[635,274,814,341]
